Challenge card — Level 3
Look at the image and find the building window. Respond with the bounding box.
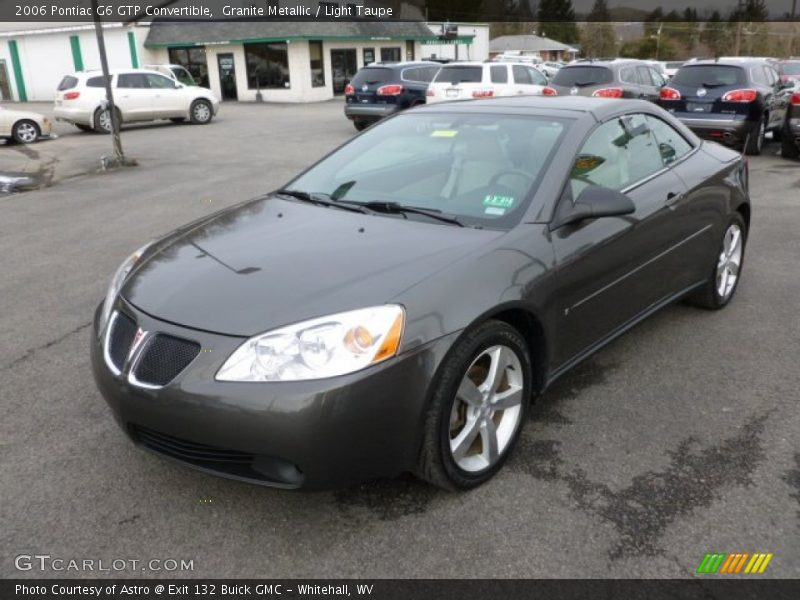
[245,42,290,89]
[167,47,209,88]
[309,41,325,87]
[363,48,375,65]
[380,47,401,62]
[406,40,414,61]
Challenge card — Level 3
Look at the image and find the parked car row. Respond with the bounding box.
[343,57,800,160]
[344,60,549,131]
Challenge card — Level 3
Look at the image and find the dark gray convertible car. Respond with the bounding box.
[91,97,750,491]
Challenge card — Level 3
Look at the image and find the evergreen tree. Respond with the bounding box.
[581,0,616,58]
[537,0,579,44]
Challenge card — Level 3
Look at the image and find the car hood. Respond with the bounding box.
[122,196,503,336]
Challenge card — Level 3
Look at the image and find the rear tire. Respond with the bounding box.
[353,120,368,132]
[744,116,766,156]
[781,123,799,159]
[416,320,532,491]
[94,107,122,134]
[686,213,747,310]
[12,120,40,144]
[189,99,213,125]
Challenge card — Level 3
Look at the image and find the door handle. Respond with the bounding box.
[665,191,682,208]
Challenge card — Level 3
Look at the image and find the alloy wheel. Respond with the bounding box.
[449,344,524,473]
[15,122,38,143]
[98,110,112,132]
[716,223,743,300]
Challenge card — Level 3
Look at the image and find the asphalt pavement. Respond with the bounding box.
[1,101,798,579]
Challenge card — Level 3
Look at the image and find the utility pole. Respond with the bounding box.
[733,0,743,56]
[91,0,129,167]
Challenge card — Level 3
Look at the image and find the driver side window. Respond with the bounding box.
[570,114,664,198]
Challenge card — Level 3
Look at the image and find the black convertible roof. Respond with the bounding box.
[418,96,660,120]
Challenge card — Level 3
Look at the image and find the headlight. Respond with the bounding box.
[216,305,405,382]
[97,244,151,336]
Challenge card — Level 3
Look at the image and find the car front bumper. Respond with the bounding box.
[90,298,458,490]
[344,103,401,121]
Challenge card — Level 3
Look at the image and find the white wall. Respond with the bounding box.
[0,25,143,101]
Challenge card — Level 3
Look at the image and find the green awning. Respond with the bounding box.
[421,36,474,46]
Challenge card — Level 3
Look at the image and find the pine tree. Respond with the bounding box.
[537,0,579,44]
[581,0,616,58]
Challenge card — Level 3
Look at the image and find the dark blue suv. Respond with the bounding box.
[344,62,441,131]
[657,59,791,155]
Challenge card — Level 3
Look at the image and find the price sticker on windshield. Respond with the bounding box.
[431,130,459,138]
[483,194,515,215]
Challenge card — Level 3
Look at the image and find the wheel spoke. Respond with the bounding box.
[491,385,523,410]
[727,229,740,258]
[484,346,512,395]
[480,418,499,465]
[450,416,480,460]
[457,378,483,407]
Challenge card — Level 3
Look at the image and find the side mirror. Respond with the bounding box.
[554,185,635,228]
[175,82,183,89]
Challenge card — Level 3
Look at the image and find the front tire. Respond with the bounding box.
[12,120,40,144]
[687,214,747,310]
[189,99,213,125]
[416,320,532,491]
[353,120,368,132]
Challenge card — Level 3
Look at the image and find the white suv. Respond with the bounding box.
[54,69,219,133]
[426,62,548,104]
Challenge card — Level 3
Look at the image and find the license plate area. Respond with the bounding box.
[687,102,711,113]
[446,88,460,98]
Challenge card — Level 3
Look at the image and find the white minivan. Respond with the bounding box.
[426,62,548,104]
[54,69,219,133]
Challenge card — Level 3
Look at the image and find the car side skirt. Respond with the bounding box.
[545,279,707,389]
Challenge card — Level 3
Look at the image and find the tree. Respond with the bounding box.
[700,11,732,57]
[537,0,579,44]
[587,0,610,21]
[488,1,536,36]
[581,0,616,58]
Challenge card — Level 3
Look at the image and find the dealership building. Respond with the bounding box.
[0,18,486,103]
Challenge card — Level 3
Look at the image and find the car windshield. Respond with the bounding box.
[285,113,569,229]
[671,65,746,87]
[434,66,483,84]
[552,66,613,87]
[351,68,394,86]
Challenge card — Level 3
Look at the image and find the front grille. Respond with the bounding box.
[133,334,200,387]
[108,312,137,372]
[130,425,303,486]
[132,425,255,465]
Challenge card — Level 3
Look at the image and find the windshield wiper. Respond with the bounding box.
[274,189,369,214]
[338,200,464,227]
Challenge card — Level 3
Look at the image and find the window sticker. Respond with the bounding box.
[484,206,506,216]
[430,130,459,138]
[483,194,515,209]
